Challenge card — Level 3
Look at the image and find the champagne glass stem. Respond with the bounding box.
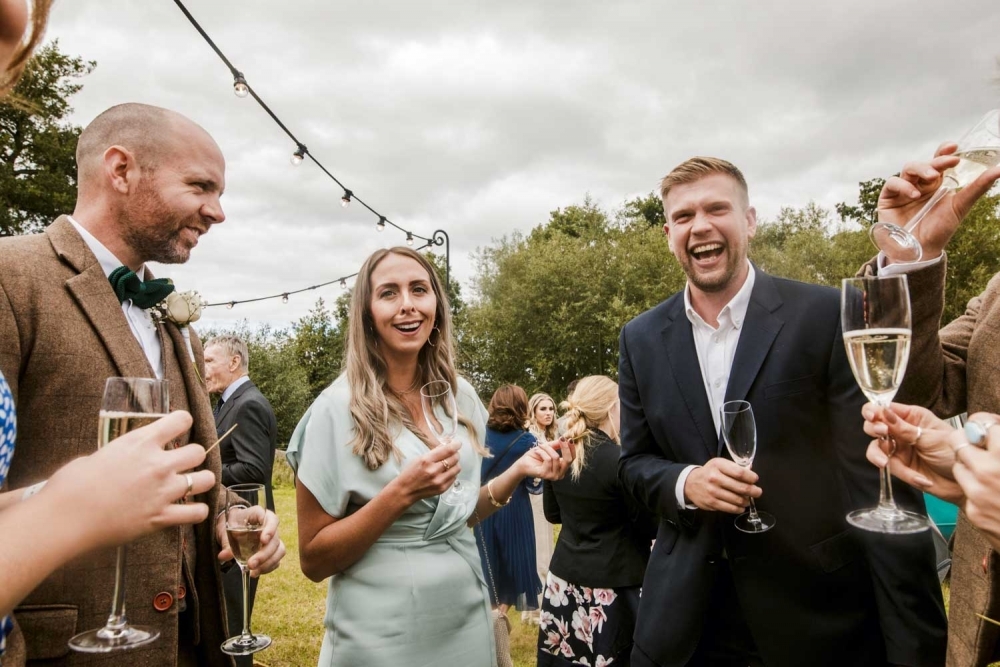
[877,436,900,512]
[901,185,950,235]
[103,546,129,634]
[746,497,763,526]
[240,565,253,641]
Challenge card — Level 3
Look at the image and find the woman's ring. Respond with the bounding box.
[442,460,451,471]
[964,419,997,447]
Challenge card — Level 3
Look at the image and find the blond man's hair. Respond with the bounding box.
[206,336,249,373]
[659,156,749,210]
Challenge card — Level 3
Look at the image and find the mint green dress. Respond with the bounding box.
[286,375,496,667]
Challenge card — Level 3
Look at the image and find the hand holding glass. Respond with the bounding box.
[870,109,1000,263]
[720,400,775,533]
[841,276,928,533]
[221,483,272,656]
[69,377,169,653]
[420,380,473,505]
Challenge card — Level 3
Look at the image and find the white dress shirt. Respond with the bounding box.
[68,217,164,379]
[674,263,756,508]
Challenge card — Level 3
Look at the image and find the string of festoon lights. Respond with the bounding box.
[171,0,451,307]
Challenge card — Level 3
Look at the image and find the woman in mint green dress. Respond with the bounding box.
[287,247,573,667]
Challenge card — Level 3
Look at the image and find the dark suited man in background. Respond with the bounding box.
[617,156,945,667]
[204,336,277,667]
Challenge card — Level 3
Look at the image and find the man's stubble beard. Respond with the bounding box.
[680,241,747,294]
[119,182,192,265]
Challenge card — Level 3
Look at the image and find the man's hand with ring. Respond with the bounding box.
[951,412,1000,552]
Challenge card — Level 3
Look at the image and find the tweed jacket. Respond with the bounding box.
[0,217,232,666]
[864,255,1000,667]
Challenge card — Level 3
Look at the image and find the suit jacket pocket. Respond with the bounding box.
[763,375,817,400]
[653,522,680,555]
[15,604,78,660]
[809,529,862,573]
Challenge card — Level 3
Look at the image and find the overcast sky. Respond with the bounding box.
[44,0,1000,331]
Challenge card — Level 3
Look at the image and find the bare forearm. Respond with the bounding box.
[0,491,96,616]
[468,464,525,526]
[299,483,412,581]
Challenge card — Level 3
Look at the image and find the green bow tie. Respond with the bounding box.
[108,266,175,309]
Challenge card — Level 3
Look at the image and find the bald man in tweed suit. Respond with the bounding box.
[0,103,285,666]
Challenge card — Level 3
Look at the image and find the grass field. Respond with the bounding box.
[251,485,541,667]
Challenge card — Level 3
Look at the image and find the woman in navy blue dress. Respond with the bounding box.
[477,384,541,615]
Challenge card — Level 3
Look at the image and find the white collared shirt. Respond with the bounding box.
[675,262,756,508]
[221,375,251,403]
[68,217,163,379]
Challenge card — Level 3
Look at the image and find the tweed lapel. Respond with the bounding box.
[48,217,155,379]
[660,297,718,460]
[720,269,785,455]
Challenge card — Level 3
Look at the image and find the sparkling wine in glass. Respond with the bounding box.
[420,380,474,505]
[720,400,775,534]
[842,276,929,534]
[871,109,1000,263]
[69,377,169,653]
[221,483,272,656]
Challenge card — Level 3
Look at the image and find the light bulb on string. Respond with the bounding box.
[290,144,306,166]
[227,301,236,310]
[340,279,347,289]
[376,216,386,232]
[341,190,352,208]
[282,293,289,304]
[233,72,249,98]
[406,232,414,246]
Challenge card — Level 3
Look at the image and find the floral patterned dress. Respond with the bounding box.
[0,369,16,656]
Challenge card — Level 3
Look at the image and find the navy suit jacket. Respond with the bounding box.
[618,268,946,667]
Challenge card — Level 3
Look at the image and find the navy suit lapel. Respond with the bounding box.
[720,269,785,455]
[661,299,718,460]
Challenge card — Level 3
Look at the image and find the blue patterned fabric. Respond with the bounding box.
[0,369,16,656]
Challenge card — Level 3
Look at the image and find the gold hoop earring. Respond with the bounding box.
[426,325,441,347]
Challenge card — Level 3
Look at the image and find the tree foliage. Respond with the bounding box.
[0,41,94,236]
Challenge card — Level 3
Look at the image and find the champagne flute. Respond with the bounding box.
[870,109,1000,263]
[420,380,473,505]
[221,483,272,656]
[69,377,169,653]
[720,400,775,533]
[841,276,929,533]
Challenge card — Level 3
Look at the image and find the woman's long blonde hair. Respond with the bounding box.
[1,0,53,99]
[526,392,558,441]
[560,375,619,480]
[344,247,485,470]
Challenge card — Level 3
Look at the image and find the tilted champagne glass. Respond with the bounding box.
[420,380,474,505]
[69,377,169,653]
[720,400,775,533]
[841,275,929,533]
[221,483,272,656]
[870,109,1000,263]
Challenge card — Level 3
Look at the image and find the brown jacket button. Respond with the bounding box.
[178,585,187,600]
[153,592,173,612]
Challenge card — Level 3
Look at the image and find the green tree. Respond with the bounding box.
[835,177,886,228]
[617,192,665,229]
[0,41,94,236]
[290,298,346,401]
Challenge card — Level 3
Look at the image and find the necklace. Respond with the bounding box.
[387,377,421,396]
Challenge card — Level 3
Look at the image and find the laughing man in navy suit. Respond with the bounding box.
[617,157,946,667]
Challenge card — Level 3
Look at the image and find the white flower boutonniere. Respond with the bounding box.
[149,290,207,363]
